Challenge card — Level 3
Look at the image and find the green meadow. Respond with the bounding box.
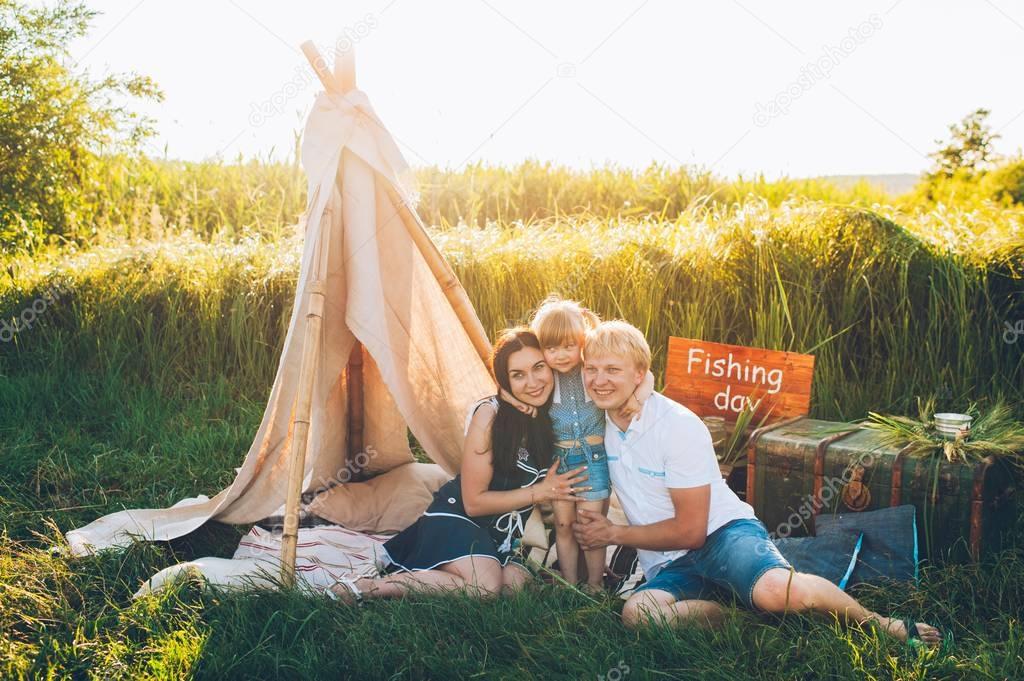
[2,159,1023,679]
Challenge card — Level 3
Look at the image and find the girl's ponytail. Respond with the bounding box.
[580,307,601,331]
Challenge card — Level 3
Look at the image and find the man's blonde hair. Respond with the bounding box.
[584,320,651,372]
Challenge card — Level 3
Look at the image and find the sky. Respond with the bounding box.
[65,0,1024,179]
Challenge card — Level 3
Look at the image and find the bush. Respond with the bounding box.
[907,157,1024,209]
[983,158,1024,205]
[0,0,160,254]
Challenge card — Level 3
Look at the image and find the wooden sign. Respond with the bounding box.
[663,337,814,423]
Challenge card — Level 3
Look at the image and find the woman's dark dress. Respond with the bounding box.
[383,398,545,571]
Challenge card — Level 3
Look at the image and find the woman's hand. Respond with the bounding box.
[532,460,590,504]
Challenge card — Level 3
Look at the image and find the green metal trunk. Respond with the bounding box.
[745,417,1017,561]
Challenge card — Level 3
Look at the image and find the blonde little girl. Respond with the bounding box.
[502,296,654,591]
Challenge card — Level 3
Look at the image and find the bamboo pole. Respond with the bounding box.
[300,40,356,95]
[300,41,341,93]
[280,281,326,585]
[326,46,366,466]
[347,342,364,463]
[281,40,361,585]
[333,42,357,93]
[281,38,491,585]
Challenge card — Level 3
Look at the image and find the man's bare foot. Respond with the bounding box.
[875,615,943,647]
[581,582,605,596]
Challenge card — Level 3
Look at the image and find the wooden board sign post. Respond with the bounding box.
[664,337,815,423]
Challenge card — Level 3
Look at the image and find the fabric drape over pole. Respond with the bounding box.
[64,38,497,569]
[382,182,492,368]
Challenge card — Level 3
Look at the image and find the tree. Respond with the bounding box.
[927,108,1001,179]
[0,0,162,253]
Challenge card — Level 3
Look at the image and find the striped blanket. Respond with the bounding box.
[133,524,393,599]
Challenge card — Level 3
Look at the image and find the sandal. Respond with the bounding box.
[326,576,363,605]
[900,617,949,651]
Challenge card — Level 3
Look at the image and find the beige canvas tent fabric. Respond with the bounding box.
[66,88,496,556]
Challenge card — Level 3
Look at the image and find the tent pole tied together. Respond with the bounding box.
[281,280,326,586]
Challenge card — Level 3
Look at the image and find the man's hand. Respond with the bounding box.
[572,509,621,551]
[589,486,711,553]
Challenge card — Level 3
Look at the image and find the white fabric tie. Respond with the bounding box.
[494,510,524,554]
[301,89,418,208]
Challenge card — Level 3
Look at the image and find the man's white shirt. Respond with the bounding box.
[604,392,756,580]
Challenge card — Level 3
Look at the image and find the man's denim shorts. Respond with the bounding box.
[556,442,611,501]
[635,518,792,610]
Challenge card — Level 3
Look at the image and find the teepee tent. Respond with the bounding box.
[66,42,497,584]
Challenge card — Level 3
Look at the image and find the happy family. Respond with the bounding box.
[327,296,941,646]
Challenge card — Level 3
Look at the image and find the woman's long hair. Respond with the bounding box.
[487,328,554,480]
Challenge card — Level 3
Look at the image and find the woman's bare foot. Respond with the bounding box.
[875,615,943,647]
[581,582,605,596]
[328,576,376,605]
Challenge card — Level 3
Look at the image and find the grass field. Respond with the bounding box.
[1,358,1022,679]
[2,165,1023,679]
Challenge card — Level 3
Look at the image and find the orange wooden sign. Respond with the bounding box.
[663,337,814,423]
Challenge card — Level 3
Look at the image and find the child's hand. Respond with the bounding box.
[620,369,657,421]
[636,370,655,403]
[499,386,537,418]
[619,392,642,420]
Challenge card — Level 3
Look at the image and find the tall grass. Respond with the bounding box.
[5,200,1020,423]
[82,154,308,244]
[64,156,899,246]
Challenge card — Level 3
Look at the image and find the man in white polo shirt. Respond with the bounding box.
[572,320,941,646]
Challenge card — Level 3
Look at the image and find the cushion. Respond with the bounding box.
[521,506,549,550]
[306,462,451,533]
[772,529,863,590]
[607,544,645,599]
[815,504,919,586]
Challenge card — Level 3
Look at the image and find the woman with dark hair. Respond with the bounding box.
[329,328,589,602]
